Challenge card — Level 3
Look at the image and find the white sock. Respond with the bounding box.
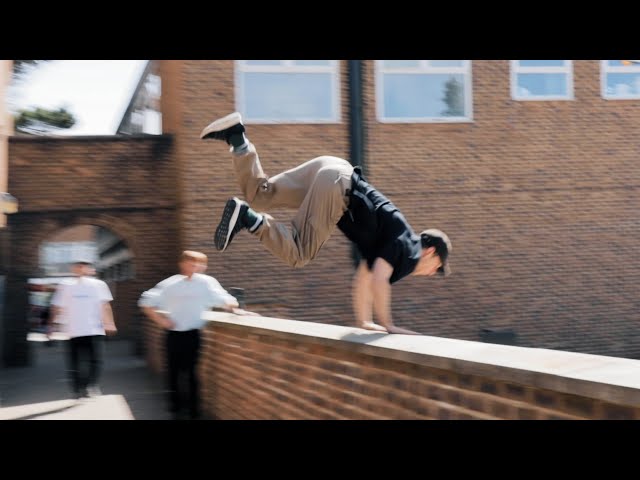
[248,214,263,233]
[233,140,249,154]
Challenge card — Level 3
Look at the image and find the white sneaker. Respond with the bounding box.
[200,112,244,141]
[86,385,102,397]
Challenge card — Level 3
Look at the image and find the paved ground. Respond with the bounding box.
[0,333,173,420]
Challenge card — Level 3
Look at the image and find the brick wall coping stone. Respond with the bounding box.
[203,312,640,406]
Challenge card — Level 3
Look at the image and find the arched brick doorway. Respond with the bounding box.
[30,222,137,340]
[4,135,178,366]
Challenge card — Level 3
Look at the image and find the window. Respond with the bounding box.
[511,60,573,100]
[376,60,473,122]
[601,60,640,99]
[235,60,340,123]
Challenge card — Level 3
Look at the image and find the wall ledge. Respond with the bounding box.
[204,312,640,406]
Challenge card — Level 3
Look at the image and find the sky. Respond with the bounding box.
[9,60,149,135]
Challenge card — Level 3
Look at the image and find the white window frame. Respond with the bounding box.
[510,60,573,101]
[375,60,473,123]
[235,60,341,123]
[601,60,640,100]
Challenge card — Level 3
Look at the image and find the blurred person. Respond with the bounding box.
[50,259,116,399]
[139,251,255,315]
[40,284,59,346]
[139,250,257,420]
[39,301,54,346]
[201,112,452,335]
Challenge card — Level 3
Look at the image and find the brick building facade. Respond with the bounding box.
[161,60,640,358]
[4,60,639,365]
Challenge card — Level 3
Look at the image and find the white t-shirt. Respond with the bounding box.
[138,274,185,308]
[51,277,114,338]
[141,273,237,331]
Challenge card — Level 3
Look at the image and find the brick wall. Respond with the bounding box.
[194,314,640,420]
[7,60,638,365]
[169,60,640,358]
[143,317,166,375]
[163,60,354,326]
[363,60,640,357]
[4,136,179,365]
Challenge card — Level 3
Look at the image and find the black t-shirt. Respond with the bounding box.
[366,207,422,284]
[337,173,421,284]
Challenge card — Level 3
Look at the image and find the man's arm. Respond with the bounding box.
[138,277,178,330]
[352,261,386,332]
[200,274,239,310]
[50,305,63,326]
[102,302,118,335]
[370,258,421,335]
[370,258,394,329]
[49,284,63,322]
[203,275,240,307]
[200,274,263,315]
[141,306,175,330]
[138,276,181,309]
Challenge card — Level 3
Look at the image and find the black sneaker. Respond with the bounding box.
[214,197,249,251]
[73,389,88,400]
[200,112,245,143]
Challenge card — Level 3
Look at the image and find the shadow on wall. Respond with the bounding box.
[480,328,517,346]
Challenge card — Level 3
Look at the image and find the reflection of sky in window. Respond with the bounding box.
[430,60,464,67]
[382,60,465,69]
[384,74,465,118]
[606,73,640,95]
[245,60,281,66]
[607,60,630,67]
[244,73,333,120]
[383,60,420,68]
[294,60,330,66]
[243,60,331,66]
[519,60,565,67]
[145,74,161,97]
[517,73,567,96]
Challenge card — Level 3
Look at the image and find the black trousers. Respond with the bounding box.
[67,335,104,395]
[166,329,201,417]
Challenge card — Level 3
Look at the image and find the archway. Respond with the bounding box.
[28,224,135,344]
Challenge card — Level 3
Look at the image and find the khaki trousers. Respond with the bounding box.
[232,143,353,267]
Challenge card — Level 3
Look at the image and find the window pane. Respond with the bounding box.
[383,74,466,118]
[244,73,334,120]
[517,73,567,97]
[430,60,464,67]
[608,60,640,67]
[383,60,420,68]
[244,60,282,66]
[606,73,640,96]
[519,60,565,67]
[293,60,331,66]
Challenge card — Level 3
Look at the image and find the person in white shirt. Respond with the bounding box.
[50,259,116,399]
[139,250,257,419]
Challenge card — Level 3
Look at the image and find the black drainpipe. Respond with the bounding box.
[348,60,365,173]
[348,60,365,267]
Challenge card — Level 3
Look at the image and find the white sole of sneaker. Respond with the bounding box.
[225,199,241,250]
[215,198,242,251]
[200,112,242,139]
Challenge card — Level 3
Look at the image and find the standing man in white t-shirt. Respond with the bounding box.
[139,250,256,419]
[51,258,116,399]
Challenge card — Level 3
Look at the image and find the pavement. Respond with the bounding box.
[0,332,173,420]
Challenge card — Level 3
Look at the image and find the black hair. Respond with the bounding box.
[420,232,449,264]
